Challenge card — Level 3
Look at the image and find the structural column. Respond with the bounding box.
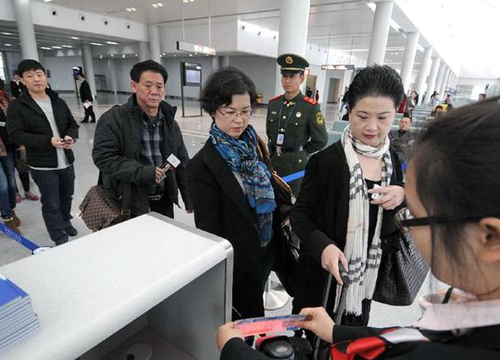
[148,25,161,63]
[275,0,311,94]
[366,1,394,66]
[422,57,441,105]
[434,62,446,100]
[107,58,118,100]
[439,67,450,99]
[37,49,45,66]
[222,56,230,67]
[212,56,220,71]
[139,41,150,62]
[400,32,419,92]
[414,47,432,100]
[12,0,38,60]
[81,44,97,101]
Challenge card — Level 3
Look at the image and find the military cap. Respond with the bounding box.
[277,53,309,74]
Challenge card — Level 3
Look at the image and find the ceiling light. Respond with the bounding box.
[110,54,114,57]
[135,53,138,56]
[126,7,136,12]
[52,46,62,49]
[99,55,103,59]
[1,32,12,35]
[91,42,103,46]
[122,54,125,58]
[44,0,53,2]
[152,3,164,8]
[106,41,118,45]
[70,36,79,40]
[4,44,12,46]
[183,0,195,3]
[40,46,51,50]
[62,45,73,48]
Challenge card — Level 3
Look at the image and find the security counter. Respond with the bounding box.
[0,213,233,360]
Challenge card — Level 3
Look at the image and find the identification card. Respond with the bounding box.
[167,154,181,168]
[235,314,308,337]
[276,133,285,146]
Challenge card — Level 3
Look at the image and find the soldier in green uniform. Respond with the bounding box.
[266,53,328,195]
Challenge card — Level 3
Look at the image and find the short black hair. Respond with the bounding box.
[17,59,45,77]
[412,96,500,286]
[130,60,168,84]
[78,73,85,78]
[200,66,257,116]
[435,105,443,110]
[402,112,412,121]
[346,64,404,111]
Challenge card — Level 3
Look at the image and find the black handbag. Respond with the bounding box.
[373,231,429,306]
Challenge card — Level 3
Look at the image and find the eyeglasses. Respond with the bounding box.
[218,108,253,120]
[395,207,487,233]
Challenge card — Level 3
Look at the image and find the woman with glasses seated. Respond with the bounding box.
[216,98,500,360]
[291,65,406,334]
[187,67,282,321]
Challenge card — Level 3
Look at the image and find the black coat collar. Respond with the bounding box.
[19,89,59,116]
[201,140,257,227]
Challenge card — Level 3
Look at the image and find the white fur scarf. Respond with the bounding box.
[339,125,393,317]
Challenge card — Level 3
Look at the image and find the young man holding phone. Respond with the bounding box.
[7,59,79,246]
[92,60,192,219]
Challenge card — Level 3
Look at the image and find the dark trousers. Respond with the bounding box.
[30,165,75,244]
[149,196,174,219]
[0,151,17,219]
[83,105,96,122]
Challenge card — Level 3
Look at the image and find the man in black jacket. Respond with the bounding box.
[76,73,96,123]
[7,59,79,246]
[92,60,192,219]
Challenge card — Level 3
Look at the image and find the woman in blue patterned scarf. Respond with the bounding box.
[187,67,281,321]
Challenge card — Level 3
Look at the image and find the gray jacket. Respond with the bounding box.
[92,95,192,216]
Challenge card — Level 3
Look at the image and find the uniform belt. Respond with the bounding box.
[279,145,304,153]
[149,194,163,201]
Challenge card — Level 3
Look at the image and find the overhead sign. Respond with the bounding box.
[176,41,216,56]
[321,64,355,71]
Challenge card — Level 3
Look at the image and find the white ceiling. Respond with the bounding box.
[1,0,498,78]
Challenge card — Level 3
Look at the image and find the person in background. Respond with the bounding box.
[266,53,328,196]
[10,71,24,99]
[315,89,320,102]
[406,90,418,115]
[443,93,452,105]
[478,93,486,101]
[0,99,20,233]
[291,65,405,336]
[397,93,407,113]
[93,60,192,219]
[429,91,440,106]
[188,67,283,321]
[216,96,500,360]
[390,112,415,166]
[428,104,444,120]
[7,59,79,246]
[76,74,96,123]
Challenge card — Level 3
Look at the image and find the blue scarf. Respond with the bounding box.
[210,123,276,245]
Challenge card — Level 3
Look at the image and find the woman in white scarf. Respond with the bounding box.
[322,66,405,321]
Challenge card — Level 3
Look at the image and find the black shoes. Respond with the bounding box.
[65,225,78,236]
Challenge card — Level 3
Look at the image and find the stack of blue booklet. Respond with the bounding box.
[0,274,40,355]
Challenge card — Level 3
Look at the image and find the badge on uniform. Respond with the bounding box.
[296,112,301,118]
[316,112,325,126]
[277,133,285,146]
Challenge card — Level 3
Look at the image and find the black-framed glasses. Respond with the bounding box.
[395,207,486,233]
[217,108,253,120]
